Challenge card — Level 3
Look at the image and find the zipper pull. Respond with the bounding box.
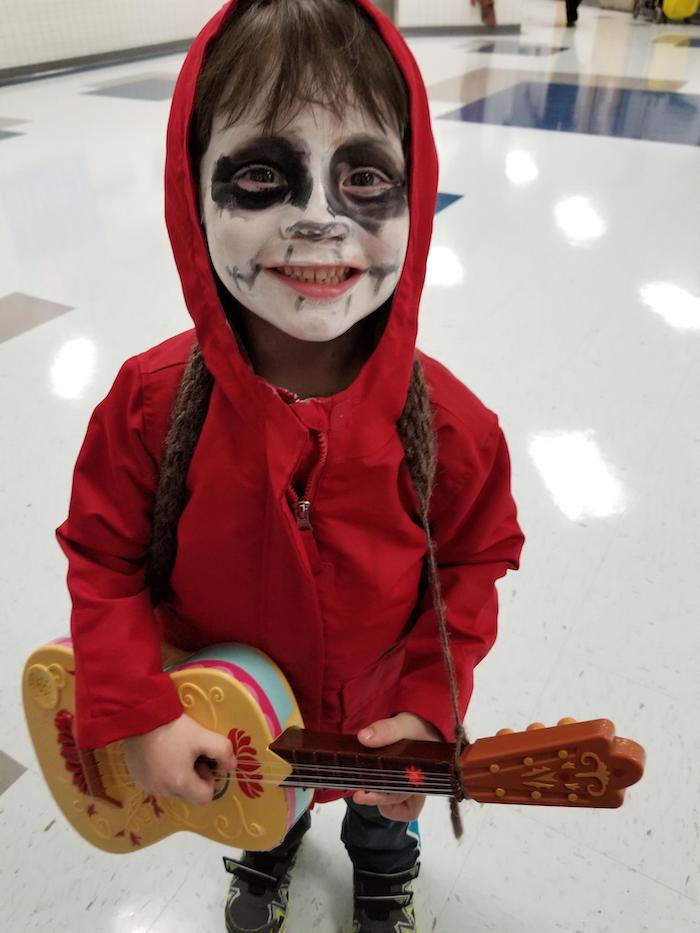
[295,500,312,531]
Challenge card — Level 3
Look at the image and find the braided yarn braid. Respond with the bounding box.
[147,343,213,606]
[398,358,469,839]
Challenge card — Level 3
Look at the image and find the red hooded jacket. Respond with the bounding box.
[57,1,524,784]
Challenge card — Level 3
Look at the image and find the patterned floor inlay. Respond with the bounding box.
[470,41,569,56]
[0,117,28,140]
[428,68,687,108]
[85,74,177,101]
[439,81,700,147]
[0,292,73,343]
[0,750,27,796]
[655,35,700,47]
[436,192,463,213]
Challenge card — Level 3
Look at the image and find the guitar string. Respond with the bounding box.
[91,766,456,793]
[94,757,459,781]
[77,761,456,793]
[90,772,456,796]
[98,761,456,787]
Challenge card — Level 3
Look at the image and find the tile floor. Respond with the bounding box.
[1,1,700,931]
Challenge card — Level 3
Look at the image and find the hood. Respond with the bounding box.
[164,0,438,434]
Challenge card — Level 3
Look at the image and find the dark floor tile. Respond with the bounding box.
[472,41,568,56]
[86,76,176,101]
[0,750,26,796]
[0,292,73,343]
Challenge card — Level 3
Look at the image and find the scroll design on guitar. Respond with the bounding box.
[460,719,644,807]
[178,680,224,731]
[576,752,610,798]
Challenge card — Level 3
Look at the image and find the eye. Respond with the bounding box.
[233,165,287,192]
[341,167,398,199]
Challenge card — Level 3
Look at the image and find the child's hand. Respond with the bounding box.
[122,713,236,807]
[353,712,441,821]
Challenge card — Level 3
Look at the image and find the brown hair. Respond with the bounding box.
[191,0,409,167]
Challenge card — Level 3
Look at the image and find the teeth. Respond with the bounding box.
[278,266,352,285]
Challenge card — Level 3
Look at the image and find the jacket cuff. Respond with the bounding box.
[76,684,183,749]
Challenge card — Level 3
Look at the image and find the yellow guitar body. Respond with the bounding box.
[22,639,313,853]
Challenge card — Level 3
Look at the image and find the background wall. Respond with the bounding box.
[0,0,224,71]
[0,0,525,74]
[397,0,523,26]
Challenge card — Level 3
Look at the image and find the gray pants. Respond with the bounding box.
[270,800,421,875]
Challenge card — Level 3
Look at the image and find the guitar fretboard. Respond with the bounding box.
[269,728,457,797]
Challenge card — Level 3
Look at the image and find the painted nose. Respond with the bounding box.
[283,220,350,242]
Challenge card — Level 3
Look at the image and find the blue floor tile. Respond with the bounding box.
[436,192,463,213]
[440,81,700,147]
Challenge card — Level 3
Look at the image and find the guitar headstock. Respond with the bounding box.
[461,719,645,808]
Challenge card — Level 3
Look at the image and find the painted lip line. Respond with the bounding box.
[267,267,365,301]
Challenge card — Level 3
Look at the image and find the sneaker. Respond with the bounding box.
[352,863,419,932]
[223,846,300,933]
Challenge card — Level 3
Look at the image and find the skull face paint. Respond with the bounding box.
[200,103,409,343]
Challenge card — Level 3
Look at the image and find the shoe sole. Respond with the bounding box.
[225,916,287,933]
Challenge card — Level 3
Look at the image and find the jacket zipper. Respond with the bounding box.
[288,432,328,532]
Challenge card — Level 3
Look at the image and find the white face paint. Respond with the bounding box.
[199,102,409,343]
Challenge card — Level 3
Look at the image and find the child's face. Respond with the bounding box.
[199,100,409,343]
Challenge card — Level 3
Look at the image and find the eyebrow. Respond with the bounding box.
[215,135,308,170]
[216,131,401,162]
[339,133,401,157]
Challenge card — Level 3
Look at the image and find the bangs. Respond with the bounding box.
[193,0,409,162]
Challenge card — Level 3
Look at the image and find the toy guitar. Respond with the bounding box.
[23,638,645,854]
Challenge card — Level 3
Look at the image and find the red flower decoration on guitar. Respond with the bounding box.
[227,728,264,799]
[54,709,89,795]
[404,765,425,788]
[143,794,165,818]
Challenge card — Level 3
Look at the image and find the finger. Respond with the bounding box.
[378,799,420,822]
[353,789,412,807]
[181,771,215,807]
[195,760,217,786]
[357,717,405,748]
[199,733,237,770]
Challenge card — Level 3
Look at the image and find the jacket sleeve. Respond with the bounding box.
[56,357,183,749]
[394,420,524,741]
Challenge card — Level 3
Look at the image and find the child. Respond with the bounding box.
[57,1,524,931]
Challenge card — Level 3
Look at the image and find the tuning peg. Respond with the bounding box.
[527,722,546,731]
[558,717,577,726]
[496,728,514,736]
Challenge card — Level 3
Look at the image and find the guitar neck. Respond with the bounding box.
[268,728,459,797]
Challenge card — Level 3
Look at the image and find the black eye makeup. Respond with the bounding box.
[328,137,408,235]
[209,132,407,235]
[211,137,312,212]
